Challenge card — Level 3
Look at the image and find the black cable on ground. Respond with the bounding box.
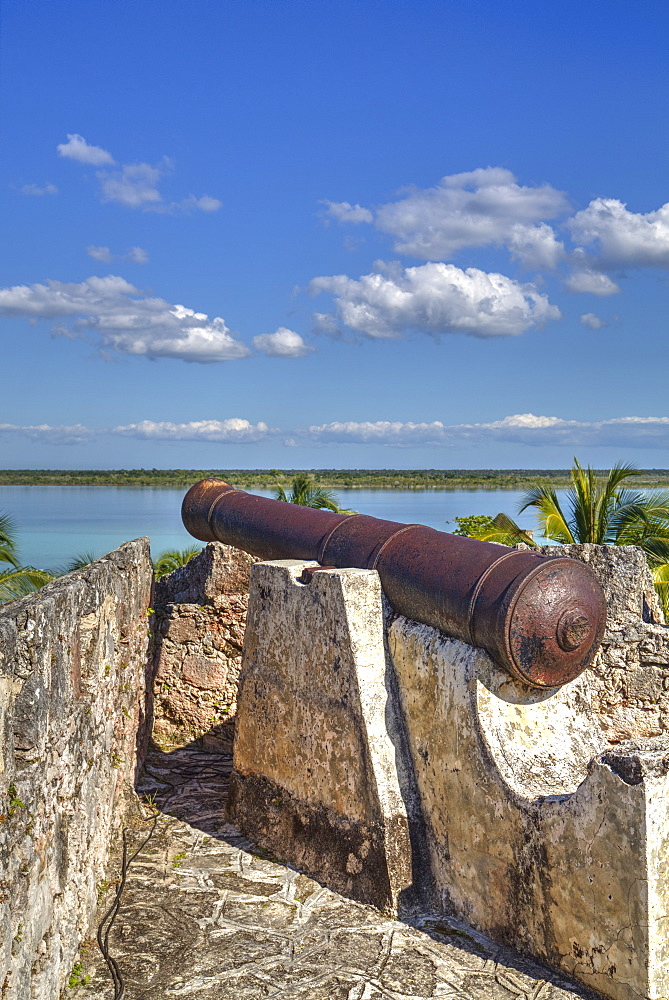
[96,812,160,1000]
[93,748,231,997]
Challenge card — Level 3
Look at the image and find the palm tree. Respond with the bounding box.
[462,460,669,618]
[274,474,356,513]
[153,545,202,580]
[0,510,56,603]
[516,460,669,548]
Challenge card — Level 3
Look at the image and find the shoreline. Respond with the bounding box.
[2,469,669,490]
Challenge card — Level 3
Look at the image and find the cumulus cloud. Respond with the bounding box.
[126,246,149,264]
[321,200,374,224]
[310,261,560,339]
[252,327,314,357]
[0,423,93,444]
[506,222,565,269]
[20,182,58,196]
[6,412,669,450]
[0,418,272,445]
[87,245,113,263]
[580,312,606,330]
[0,275,251,364]
[112,418,272,442]
[564,265,620,296]
[57,134,115,166]
[98,162,162,208]
[568,197,669,269]
[372,167,568,261]
[302,413,669,449]
[57,134,220,213]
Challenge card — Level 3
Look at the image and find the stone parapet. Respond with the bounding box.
[230,551,669,1000]
[0,539,153,1000]
[151,542,257,748]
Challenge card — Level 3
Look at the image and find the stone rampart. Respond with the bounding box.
[151,543,257,748]
[0,539,152,1000]
[229,546,669,1000]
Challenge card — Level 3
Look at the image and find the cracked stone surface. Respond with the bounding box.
[69,730,600,1000]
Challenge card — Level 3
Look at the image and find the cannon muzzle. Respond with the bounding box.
[182,478,606,689]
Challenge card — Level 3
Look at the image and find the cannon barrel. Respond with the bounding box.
[182,478,606,689]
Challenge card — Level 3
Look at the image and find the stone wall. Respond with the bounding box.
[229,547,669,1000]
[0,539,153,1000]
[537,544,669,742]
[151,543,257,749]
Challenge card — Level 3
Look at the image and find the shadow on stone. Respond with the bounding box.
[136,719,245,840]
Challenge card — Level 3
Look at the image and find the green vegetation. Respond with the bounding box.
[153,546,202,579]
[274,473,356,512]
[0,511,55,603]
[3,467,669,489]
[447,513,535,546]
[67,962,90,988]
[454,459,669,618]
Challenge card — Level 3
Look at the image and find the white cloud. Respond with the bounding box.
[569,197,669,269]
[0,275,251,364]
[506,222,565,269]
[20,182,58,196]
[126,246,149,264]
[564,268,620,296]
[0,419,272,445]
[182,195,222,213]
[87,246,149,264]
[252,327,314,357]
[87,245,112,263]
[302,413,669,449]
[112,418,272,442]
[57,134,115,166]
[310,261,560,339]
[0,423,93,444]
[580,312,606,330]
[57,134,220,213]
[98,162,163,208]
[373,167,568,260]
[321,200,374,224]
[5,412,669,450]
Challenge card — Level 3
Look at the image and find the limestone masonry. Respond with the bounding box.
[230,546,669,1000]
[0,540,152,1000]
[2,539,669,999]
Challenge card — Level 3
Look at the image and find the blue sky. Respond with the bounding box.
[2,0,669,470]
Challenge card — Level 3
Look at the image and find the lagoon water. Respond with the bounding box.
[1,484,545,571]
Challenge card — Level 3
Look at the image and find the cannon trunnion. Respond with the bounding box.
[182,478,606,689]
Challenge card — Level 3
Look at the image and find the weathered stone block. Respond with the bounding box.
[151,545,253,748]
[0,539,153,1000]
[154,541,257,606]
[228,560,414,915]
[230,555,669,1000]
[182,653,228,689]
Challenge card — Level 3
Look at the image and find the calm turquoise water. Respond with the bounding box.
[1,484,545,571]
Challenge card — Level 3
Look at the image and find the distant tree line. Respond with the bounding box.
[2,468,669,490]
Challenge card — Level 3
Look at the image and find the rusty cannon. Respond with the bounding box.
[182,478,606,689]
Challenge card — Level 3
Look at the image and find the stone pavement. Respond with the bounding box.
[69,730,600,1000]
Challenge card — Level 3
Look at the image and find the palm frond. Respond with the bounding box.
[0,511,19,568]
[0,565,56,603]
[153,546,202,580]
[518,486,574,543]
[274,475,356,513]
[63,551,101,572]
